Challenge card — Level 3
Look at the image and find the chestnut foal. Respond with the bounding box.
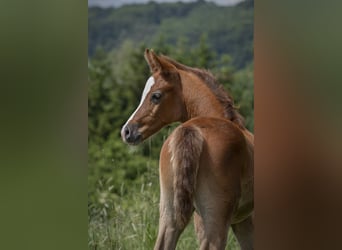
[121,49,254,250]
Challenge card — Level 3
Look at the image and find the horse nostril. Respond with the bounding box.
[124,126,130,139]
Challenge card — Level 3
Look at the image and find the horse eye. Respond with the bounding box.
[151,92,162,104]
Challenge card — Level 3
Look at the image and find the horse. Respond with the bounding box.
[121,49,254,250]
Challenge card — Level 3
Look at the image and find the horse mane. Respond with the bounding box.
[161,55,245,128]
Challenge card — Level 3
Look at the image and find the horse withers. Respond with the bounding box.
[121,49,254,250]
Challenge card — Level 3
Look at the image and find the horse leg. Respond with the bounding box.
[193,160,240,249]
[194,210,232,250]
[232,216,254,250]
[153,183,193,250]
[194,213,210,249]
[193,192,237,250]
[192,163,241,250]
[154,195,191,250]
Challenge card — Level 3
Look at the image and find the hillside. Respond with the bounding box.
[88,0,253,69]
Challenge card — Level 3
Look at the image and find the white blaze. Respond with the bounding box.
[123,76,155,127]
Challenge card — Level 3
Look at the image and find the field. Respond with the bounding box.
[88,156,240,249]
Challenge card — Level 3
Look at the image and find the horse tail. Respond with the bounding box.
[169,125,204,228]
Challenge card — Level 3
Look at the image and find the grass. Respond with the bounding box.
[88,169,240,250]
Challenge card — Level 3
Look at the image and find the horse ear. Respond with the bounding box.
[144,49,158,72]
[144,49,176,75]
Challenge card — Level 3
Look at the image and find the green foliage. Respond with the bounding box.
[89,0,253,69]
[231,63,254,131]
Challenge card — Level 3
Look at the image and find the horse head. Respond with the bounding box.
[121,49,186,145]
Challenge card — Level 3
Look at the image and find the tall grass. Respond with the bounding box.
[88,162,240,250]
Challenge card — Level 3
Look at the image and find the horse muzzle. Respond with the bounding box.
[121,123,142,145]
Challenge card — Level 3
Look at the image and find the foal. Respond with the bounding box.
[121,49,254,250]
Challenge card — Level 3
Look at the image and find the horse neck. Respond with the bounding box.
[180,71,226,121]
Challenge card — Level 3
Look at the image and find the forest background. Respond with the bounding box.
[88,0,254,249]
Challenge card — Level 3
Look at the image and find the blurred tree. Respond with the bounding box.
[190,33,215,69]
[88,0,253,69]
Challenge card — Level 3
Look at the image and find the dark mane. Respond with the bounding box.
[161,55,245,128]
